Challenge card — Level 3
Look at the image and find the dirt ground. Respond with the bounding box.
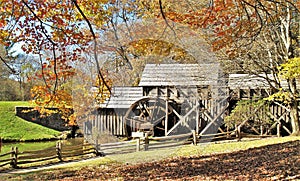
[14,140,300,181]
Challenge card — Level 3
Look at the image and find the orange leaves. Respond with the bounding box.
[93,70,112,104]
[31,84,74,124]
[127,39,195,62]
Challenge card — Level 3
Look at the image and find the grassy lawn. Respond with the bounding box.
[2,135,299,181]
[0,101,61,142]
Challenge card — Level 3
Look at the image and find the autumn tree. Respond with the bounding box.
[98,9,216,86]
[0,0,116,124]
[137,0,300,134]
[2,0,298,134]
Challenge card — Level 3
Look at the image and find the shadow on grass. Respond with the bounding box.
[9,140,299,181]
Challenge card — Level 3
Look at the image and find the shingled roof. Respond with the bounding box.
[100,87,143,109]
[228,74,271,89]
[228,74,300,89]
[139,64,221,87]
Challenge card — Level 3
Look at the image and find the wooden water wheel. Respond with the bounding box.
[123,97,179,137]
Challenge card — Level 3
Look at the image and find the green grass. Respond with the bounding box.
[0,101,61,142]
[1,141,57,154]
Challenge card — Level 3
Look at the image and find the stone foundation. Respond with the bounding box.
[15,107,71,131]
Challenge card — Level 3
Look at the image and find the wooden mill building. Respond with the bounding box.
[83,63,297,138]
[84,63,228,138]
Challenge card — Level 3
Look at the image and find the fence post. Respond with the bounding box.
[14,147,18,168]
[277,122,281,137]
[192,130,197,145]
[56,141,62,162]
[237,126,241,141]
[226,127,230,139]
[10,147,17,168]
[136,138,140,152]
[94,139,102,156]
[144,133,149,151]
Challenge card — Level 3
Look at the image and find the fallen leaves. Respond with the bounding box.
[24,140,300,180]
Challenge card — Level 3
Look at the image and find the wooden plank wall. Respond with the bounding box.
[83,96,292,137]
[84,108,127,137]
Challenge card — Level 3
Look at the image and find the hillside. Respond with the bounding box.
[0,101,60,141]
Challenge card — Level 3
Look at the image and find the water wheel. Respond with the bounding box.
[124,97,178,137]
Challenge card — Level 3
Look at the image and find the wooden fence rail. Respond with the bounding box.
[94,131,238,155]
[0,151,14,167]
[0,141,96,170]
[1,130,257,170]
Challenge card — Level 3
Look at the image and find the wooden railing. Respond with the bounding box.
[0,147,15,168]
[1,131,247,170]
[94,132,193,155]
[0,141,96,169]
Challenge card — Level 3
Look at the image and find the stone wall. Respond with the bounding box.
[15,107,71,131]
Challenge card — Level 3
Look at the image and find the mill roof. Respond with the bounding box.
[228,74,300,89]
[228,74,270,89]
[100,87,143,109]
[139,63,221,87]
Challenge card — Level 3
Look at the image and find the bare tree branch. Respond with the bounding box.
[0,55,16,74]
[21,0,59,94]
[72,0,111,95]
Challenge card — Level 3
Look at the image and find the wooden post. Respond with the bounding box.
[10,147,17,168]
[10,147,13,167]
[226,126,230,139]
[192,130,197,145]
[95,139,100,156]
[14,147,18,168]
[260,125,263,137]
[165,98,168,136]
[144,133,149,151]
[237,126,241,141]
[235,124,238,138]
[277,122,281,137]
[136,138,140,152]
[196,100,199,134]
[56,141,62,162]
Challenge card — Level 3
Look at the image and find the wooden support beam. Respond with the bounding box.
[165,98,168,136]
[245,122,260,135]
[267,110,289,135]
[167,104,199,136]
[136,138,140,152]
[202,111,225,133]
[199,103,229,136]
[196,100,199,134]
[283,125,292,135]
[192,130,197,145]
[277,122,281,137]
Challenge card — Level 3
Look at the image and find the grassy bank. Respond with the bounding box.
[0,101,60,142]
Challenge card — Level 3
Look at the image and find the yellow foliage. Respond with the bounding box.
[279,57,300,79]
[127,39,195,62]
[30,85,75,125]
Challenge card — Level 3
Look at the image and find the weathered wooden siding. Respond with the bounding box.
[84,108,127,137]
[84,65,298,138]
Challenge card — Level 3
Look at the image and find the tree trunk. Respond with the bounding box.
[290,100,300,135]
[288,78,300,135]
